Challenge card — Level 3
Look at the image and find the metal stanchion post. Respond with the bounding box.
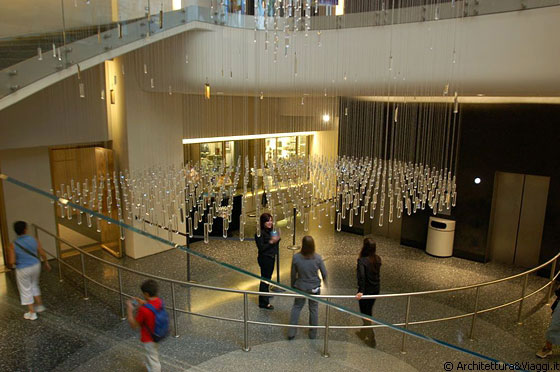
[547,259,557,303]
[243,293,250,352]
[292,207,297,246]
[186,235,192,318]
[322,303,331,358]
[401,296,411,354]
[57,240,63,282]
[276,250,280,283]
[54,227,63,277]
[517,274,529,325]
[146,0,151,37]
[118,268,125,320]
[288,207,300,252]
[49,229,63,282]
[171,282,179,337]
[33,224,53,280]
[469,286,480,340]
[186,283,192,316]
[80,252,89,300]
[186,235,191,282]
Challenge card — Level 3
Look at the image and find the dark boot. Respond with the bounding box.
[356,319,369,341]
[367,330,377,348]
[355,329,367,340]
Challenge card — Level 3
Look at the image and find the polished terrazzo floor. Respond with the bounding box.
[1,217,558,371]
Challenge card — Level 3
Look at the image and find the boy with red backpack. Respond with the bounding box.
[127,279,169,372]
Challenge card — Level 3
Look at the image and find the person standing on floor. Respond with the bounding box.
[254,213,280,309]
[7,221,50,320]
[127,279,166,372]
[355,238,381,348]
[536,286,560,358]
[288,236,328,340]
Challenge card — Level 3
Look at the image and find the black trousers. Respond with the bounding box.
[359,298,376,317]
[258,255,275,306]
[358,297,377,341]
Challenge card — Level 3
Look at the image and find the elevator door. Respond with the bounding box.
[488,172,549,267]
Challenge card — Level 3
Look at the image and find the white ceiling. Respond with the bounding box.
[133,6,560,98]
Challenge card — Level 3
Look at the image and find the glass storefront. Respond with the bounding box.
[224,141,235,167]
[200,142,223,169]
[185,134,312,193]
[265,138,276,162]
[277,136,297,159]
[298,135,308,158]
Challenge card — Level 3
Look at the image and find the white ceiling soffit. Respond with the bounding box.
[2,6,560,112]
[144,6,560,98]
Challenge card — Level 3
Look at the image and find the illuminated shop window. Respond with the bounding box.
[200,142,223,169]
[277,136,297,159]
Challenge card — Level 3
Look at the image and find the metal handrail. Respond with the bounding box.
[33,223,559,356]
[35,223,560,299]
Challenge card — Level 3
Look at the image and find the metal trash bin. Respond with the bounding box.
[426,217,456,257]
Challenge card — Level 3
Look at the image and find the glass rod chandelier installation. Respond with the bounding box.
[51,121,459,244]
[44,0,467,243]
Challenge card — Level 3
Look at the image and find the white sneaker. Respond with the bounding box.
[24,312,38,320]
[35,305,46,313]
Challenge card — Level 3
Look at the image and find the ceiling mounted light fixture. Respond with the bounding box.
[204,81,211,100]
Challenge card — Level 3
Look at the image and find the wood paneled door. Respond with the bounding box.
[49,146,122,258]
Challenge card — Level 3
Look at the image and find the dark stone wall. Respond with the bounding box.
[338,99,560,270]
[402,104,560,267]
